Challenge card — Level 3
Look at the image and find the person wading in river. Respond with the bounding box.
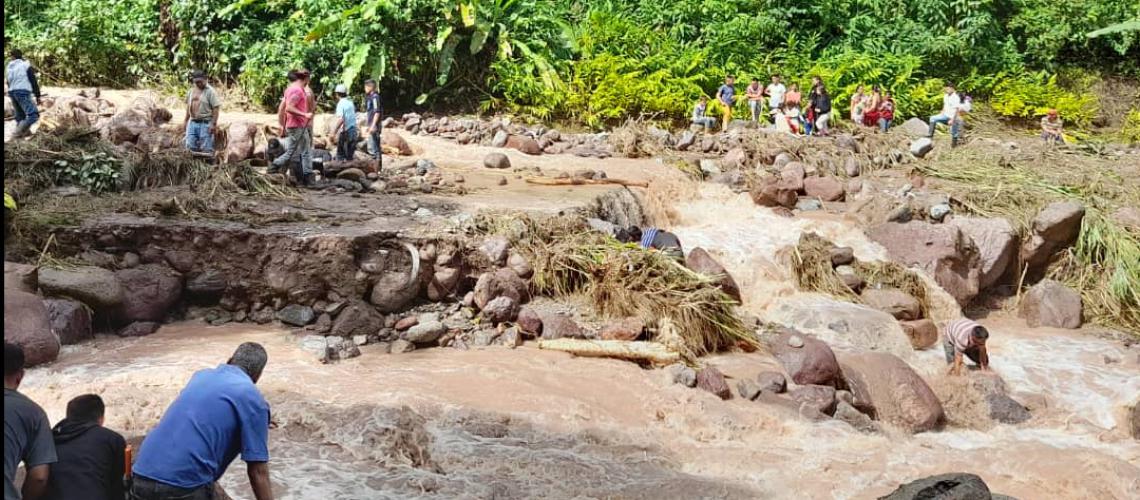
[5,342,57,500]
[130,343,273,500]
[44,395,126,500]
[943,318,990,376]
[183,70,221,158]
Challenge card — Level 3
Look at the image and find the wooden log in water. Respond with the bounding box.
[537,338,680,365]
[525,177,649,188]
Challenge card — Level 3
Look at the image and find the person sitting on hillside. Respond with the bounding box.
[784,83,803,132]
[617,226,684,262]
[716,75,736,131]
[878,91,896,132]
[43,395,126,500]
[1041,109,1064,144]
[863,85,882,127]
[183,70,222,158]
[849,84,866,125]
[130,343,273,500]
[5,342,57,500]
[745,77,764,123]
[943,318,990,376]
[808,79,832,136]
[691,96,716,132]
[330,84,358,161]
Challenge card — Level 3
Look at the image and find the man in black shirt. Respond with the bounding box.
[4,342,56,500]
[44,395,126,500]
[363,79,383,161]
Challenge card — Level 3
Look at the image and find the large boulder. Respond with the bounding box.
[860,287,921,321]
[867,221,981,305]
[4,291,60,366]
[803,176,845,202]
[880,473,992,500]
[750,175,798,208]
[369,264,422,314]
[4,262,38,292]
[685,248,742,303]
[899,118,930,138]
[766,295,915,359]
[381,131,413,156]
[329,301,384,338]
[472,269,529,310]
[185,269,227,301]
[839,352,944,433]
[721,147,747,170]
[223,121,258,164]
[1018,279,1082,329]
[102,103,169,145]
[1020,201,1085,278]
[39,266,125,313]
[899,319,938,350]
[115,264,183,323]
[767,329,840,387]
[505,135,542,155]
[948,217,1018,289]
[482,296,519,324]
[44,299,93,345]
[780,162,807,192]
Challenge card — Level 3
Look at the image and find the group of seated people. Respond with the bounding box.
[849,84,896,132]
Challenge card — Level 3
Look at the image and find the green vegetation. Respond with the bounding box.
[5,0,1138,127]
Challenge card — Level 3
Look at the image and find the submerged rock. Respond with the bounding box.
[45,299,93,345]
[766,295,914,359]
[839,352,944,433]
[685,248,742,303]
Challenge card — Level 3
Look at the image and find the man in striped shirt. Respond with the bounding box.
[616,226,684,262]
[943,318,990,375]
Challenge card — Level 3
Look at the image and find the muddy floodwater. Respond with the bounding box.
[21,316,1139,499]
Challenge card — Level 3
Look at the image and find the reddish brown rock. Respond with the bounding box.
[538,312,585,339]
[789,384,838,416]
[115,264,183,323]
[803,176,845,202]
[1018,279,1082,329]
[750,175,797,208]
[696,367,732,400]
[4,261,38,293]
[599,317,644,341]
[223,121,258,164]
[505,135,542,155]
[839,352,944,433]
[5,290,60,366]
[1020,201,1085,278]
[516,307,543,336]
[722,147,747,170]
[768,329,840,387]
[780,162,807,192]
[472,269,529,310]
[685,248,742,303]
[381,131,413,156]
[948,216,1018,289]
[860,287,922,321]
[867,221,981,305]
[899,319,939,349]
[394,316,419,331]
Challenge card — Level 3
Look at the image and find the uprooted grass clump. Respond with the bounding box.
[785,232,933,318]
[474,213,752,357]
[917,145,1139,333]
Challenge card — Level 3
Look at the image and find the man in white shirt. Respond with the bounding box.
[927,82,961,141]
[764,74,786,124]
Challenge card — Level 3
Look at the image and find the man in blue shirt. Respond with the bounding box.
[363,79,382,161]
[715,75,736,132]
[331,84,358,161]
[130,343,273,500]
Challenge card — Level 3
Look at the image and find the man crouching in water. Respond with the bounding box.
[616,226,684,262]
[943,318,990,376]
[130,343,273,500]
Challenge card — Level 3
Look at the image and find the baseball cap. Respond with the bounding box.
[335,84,348,94]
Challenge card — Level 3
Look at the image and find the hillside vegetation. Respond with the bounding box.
[6,0,1139,127]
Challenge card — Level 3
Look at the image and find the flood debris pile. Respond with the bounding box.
[383,113,615,159]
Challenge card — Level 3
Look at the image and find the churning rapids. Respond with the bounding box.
[19,175,1140,499]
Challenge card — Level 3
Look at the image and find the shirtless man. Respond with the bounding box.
[943,318,990,375]
[183,70,221,156]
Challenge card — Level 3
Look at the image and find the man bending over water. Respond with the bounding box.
[943,318,990,376]
[131,343,273,500]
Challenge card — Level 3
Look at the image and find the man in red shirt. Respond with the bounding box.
[270,69,315,186]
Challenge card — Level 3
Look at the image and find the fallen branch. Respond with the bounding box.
[537,338,680,365]
[526,177,649,188]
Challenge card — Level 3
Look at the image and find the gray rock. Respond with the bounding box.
[986,393,1031,424]
[929,203,952,221]
[789,384,837,416]
[497,327,522,348]
[276,304,315,326]
[118,321,160,337]
[899,117,930,137]
[39,266,124,312]
[415,159,436,176]
[699,159,722,176]
[314,313,333,334]
[471,328,500,347]
[330,301,385,338]
[116,264,183,323]
[910,138,933,158]
[482,296,519,324]
[390,339,416,353]
[795,198,823,211]
[675,131,696,151]
[491,130,509,148]
[353,335,369,346]
[406,320,447,344]
[1018,279,1082,329]
[300,335,330,363]
[830,247,855,267]
[834,401,880,433]
[45,299,93,345]
[666,363,697,387]
[755,371,787,394]
[736,379,762,401]
[186,269,227,299]
[479,236,511,266]
[879,473,992,500]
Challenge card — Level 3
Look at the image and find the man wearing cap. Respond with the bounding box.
[183,70,222,156]
[363,79,382,160]
[330,84,358,161]
[271,70,315,186]
[1041,109,1063,144]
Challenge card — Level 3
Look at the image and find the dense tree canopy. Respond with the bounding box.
[5,0,1138,125]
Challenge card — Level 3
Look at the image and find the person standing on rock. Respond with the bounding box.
[6,49,42,138]
[43,395,126,500]
[271,70,315,187]
[363,79,382,161]
[5,342,57,500]
[130,343,274,500]
[716,75,736,132]
[330,84,358,161]
[927,82,962,145]
[183,70,222,157]
[943,318,990,375]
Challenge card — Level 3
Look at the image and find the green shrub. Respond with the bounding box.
[1122,108,1140,144]
[988,72,1099,127]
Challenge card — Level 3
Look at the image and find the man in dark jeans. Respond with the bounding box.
[270,70,315,187]
[4,342,57,500]
[130,343,273,500]
[363,79,382,161]
[44,395,126,500]
[6,49,42,138]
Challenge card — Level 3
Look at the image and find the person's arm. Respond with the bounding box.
[209,91,221,135]
[109,437,126,500]
[283,94,310,119]
[978,345,989,371]
[247,462,273,500]
[184,97,192,128]
[22,464,50,500]
[28,66,41,101]
[948,351,964,375]
[367,96,381,132]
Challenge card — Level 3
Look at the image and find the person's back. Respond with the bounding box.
[44,395,125,500]
[336,97,356,129]
[5,343,57,500]
[132,350,271,499]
